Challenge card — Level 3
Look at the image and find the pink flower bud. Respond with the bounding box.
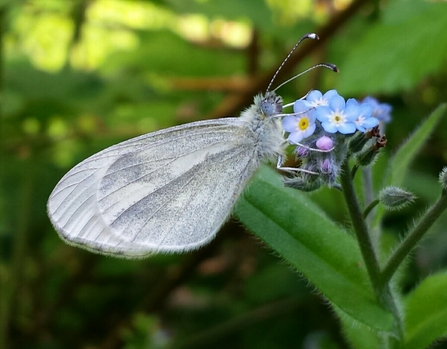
[296,146,309,157]
[320,158,331,173]
[316,136,333,150]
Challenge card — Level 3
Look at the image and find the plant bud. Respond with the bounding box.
[348,132,368,154]
[438,167,447,191]
[378,186,416,210]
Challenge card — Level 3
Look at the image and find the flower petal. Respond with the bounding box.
[324,89,339,100]
[346,98,358,108]
[282,116,298,132]
[359,103,373,118]
[306,90,323,103]
[362,117,379,128]
[321,122,338,133]
[338,122,356,134]
[316,106,331,122]
[288,131,304,144]
[329,94,345,111]
[293,99,309,113]
[307,110,317,123]
[302,123,316,139]
[344,105,361,122]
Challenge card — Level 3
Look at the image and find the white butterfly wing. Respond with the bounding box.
[47,118,259,258]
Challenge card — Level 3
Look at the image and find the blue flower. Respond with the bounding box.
[362,96,392,123]
[316,92,357,134]
[346,98,379,132]
[282,100,316,143]
[304,89,338,109]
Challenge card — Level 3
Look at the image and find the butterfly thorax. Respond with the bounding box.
[240,92,286,164]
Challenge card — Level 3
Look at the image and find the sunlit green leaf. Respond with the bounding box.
[372,104,446,226]
[166,0,273,29]
[337,2,447,95]
[102,30,245,76]
[388,104,446,187]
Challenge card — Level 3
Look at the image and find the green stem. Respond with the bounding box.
[340,159,403,338]
[381,190,447,284]
[362,167,374,206]
[363,199,379,219]
[351,163,359,178]
[340,160,381,282]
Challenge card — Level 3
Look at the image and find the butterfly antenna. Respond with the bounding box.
[273,62,338,92]
[266,33,319,93]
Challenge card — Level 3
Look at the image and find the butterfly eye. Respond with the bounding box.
[261,99,276,116]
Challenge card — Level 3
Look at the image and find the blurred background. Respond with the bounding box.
[1,0,447,348]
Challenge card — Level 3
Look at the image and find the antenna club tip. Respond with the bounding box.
[307,33,319,40]
[326,63,339,73]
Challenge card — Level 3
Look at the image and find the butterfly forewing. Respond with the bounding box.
[47,118,259,257]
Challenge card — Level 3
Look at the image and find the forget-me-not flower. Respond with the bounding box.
[304,89,338,109]
[316,92,358,134]
[362,96,392,123]
[346,98,379,132]
[282,100,316,143]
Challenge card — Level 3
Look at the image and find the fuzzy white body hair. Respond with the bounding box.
[47,91,286,258]
[241,92,286,164]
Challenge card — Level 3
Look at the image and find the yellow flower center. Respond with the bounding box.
[298,117,309,130]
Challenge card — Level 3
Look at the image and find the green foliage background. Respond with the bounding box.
[1,0,447,348]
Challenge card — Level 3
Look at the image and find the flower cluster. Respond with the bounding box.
[281,90,392,191]
[362,96,392,123]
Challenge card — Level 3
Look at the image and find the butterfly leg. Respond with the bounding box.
[276,155,318,175]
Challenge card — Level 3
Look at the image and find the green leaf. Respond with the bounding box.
[372,104,446,226]
[103,30,245,77]
[337,307,381,349]
[388,104,446,187]
[403,272,447,349]
[337,2,447,95]
[234,166,394,332]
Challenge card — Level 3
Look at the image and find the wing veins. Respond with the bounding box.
[61,191,96,230]
[99,139,238,208]
[152,146,254,249]
[81,128,240,186]
[98,156,179,208]
[60,152,122,177]
[117,145,249,243]
[101,154,178,181]
[97,123,238,159]
[106,157,204,229]
[55,121,243,193]
[51,169,100,214]
[130,170,196,244]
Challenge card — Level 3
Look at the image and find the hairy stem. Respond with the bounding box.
[363,199,380,219]
[340,159,402,337]
[381,190,447,284]
[340,160,381,282]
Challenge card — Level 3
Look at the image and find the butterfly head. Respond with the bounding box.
[259,92,283,118]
